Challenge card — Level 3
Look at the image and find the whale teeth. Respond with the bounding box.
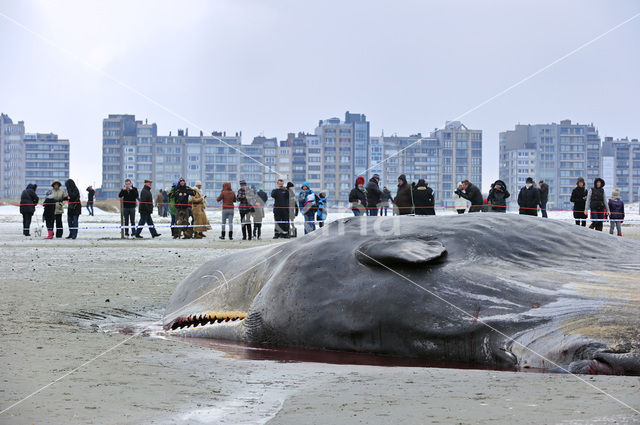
[169,311,248,331]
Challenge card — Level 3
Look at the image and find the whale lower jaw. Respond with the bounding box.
[164,311,247,341]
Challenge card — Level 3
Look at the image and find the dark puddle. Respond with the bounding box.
[165,335,544,373]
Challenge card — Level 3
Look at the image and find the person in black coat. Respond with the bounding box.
[538,180,549,218]
[570,177,588,226]
[119,179,139,237]
[349,176,368,216]
[86,186,95,216]
[271,179,290,238]
[393,174,413,215]
[365,174,382,216]
[65,179,81,239]
[487,180,510,213]
[517,177,540,216]
[135,180,160,238]
[455,180,483,212]
[20,184,39,236]
[412,179,435,215]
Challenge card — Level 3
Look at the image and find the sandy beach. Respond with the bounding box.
[1,207,639,424]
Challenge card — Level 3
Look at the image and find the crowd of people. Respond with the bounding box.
[16,174,633,240]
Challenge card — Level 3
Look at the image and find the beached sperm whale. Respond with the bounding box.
[163,214,640,375]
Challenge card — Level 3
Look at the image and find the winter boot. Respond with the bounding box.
[219,231,225,240]
[44,230,54,239]
[229,231,233,240]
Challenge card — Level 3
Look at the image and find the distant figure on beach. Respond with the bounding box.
[20,183,38,236]
[608,188,624,237]
[570,177,588,226]
[585,178,608,232]
[118,179,139,237]
[518,177,540,216]
[217,182,236,240]
[86,185,95,216]
[65,179,81,240]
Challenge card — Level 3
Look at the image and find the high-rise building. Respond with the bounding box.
[601,137,640,203]
[345,111,370,178]
[24,133,70,197]
[499,120,600,209]
[1,113,26,199]
[315,117,355,202]
[101,114,242,202]
[1,113,69,199]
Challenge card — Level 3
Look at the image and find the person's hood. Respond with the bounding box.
[398,174,408,185]
[416,179,427,188]
[65,179,77,190]
[51,180,62,187]
[594,177,605,188]
[369,177,379,184]
[25,184,33,190]
[301,182,311,191]
[576,177,585,186]
[493,180,506,190]
[222,182,232,191]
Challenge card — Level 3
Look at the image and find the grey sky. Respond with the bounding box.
[1,0,639,192]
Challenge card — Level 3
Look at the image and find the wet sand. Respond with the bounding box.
[1,214,639,424]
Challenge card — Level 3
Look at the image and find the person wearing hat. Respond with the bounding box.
[585,177,609,231]
[412,179,435,215]
[134,179,160,238]
[47,179,67,238]
[86,185,95,216]
[570,177,588,226]
[174,178,194,238]
[270,179,290,238]
[298,181,316,234]
[517,177,540,216]
[349,176,367,216]
[365,174,382,216]
[118,179,139,237]
[237,180,253,240]
[608,188,624,236]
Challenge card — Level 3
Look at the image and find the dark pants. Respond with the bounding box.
[240,211,252,239]
[122,207,136,235]
[379,207,388,216]
[86,202,94,216]
[318,220,325,228]
[590,210,606,231]
[573,211,587,226]
[540,201,548,218]
[273,209,289,236]
[22,213,33,236]
[136,213,159,236]
[53,214,63,237]
[67,214,79,239]
[253,223,262,239]
[367,207,379,216]
[352,209,362,216]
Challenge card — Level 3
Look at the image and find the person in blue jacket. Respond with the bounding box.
[297,181,316,234]
[316,192,327,228]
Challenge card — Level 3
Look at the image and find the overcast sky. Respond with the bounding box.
[1,0,639,191]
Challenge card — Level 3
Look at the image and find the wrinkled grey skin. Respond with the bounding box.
[164,214,640,375]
